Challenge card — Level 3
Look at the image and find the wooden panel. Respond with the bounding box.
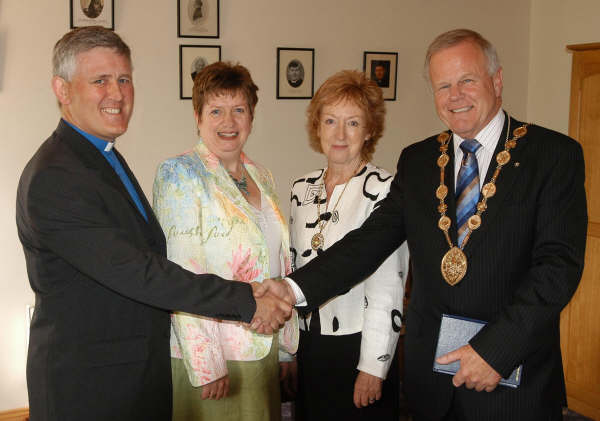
[0,408,29,421]
[580,73,600,223]
[568,51,600,147]
[568,42,600,52]
[565,238,600,397]
[589,222,600,238]
[566,395,600,421]
[566,379,600,410]
[565,235,600,370]
[563,44,600,421]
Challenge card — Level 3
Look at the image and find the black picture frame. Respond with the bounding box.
[276,47,315,100]
[70,0,114,30]
[363,51,398,101]
[178,0,220,38]
[179,45,221,100]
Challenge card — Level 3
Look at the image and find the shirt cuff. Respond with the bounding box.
[284,277,307,306]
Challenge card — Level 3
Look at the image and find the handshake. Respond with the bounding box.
[249,278,297,334]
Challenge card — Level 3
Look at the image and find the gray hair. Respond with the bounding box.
[53,26,131,81]
[423,29,500,82]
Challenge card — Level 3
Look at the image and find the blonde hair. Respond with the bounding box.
[424,29,500,81]
[306,70,385,162]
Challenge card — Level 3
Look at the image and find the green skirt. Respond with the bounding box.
[171,338,281,421]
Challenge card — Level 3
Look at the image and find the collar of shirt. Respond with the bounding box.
[62,119,148,221]
[63,119,116,153]
[452,109,505,188]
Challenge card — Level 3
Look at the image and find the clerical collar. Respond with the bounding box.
[63,119,116,153]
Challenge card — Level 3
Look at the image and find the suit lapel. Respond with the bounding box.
[463,115,528,255]
[421,133,459,246]
[445,136,459,245]
[192,140,291,276]
[57,121,156,231]
[113,149,166,243]
[58,120,122,191]
[194,140,262,232]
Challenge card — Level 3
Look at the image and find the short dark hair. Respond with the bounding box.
[287,60,301,70]
[192,61,259,120]
[53,26,131,81]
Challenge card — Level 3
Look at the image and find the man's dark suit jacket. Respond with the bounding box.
[291,115,587,420]
[16,120,256,421]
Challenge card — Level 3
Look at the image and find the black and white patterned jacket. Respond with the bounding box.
[289,162,409,378]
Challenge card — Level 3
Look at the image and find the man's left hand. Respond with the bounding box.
[435,344,501,392]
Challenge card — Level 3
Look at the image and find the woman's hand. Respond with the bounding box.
[279,360,298,399]
[201,375,229,400]
[353,371,382,408]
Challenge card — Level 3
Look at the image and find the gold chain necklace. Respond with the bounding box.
[436,118,528,286]
[311,161,363,250]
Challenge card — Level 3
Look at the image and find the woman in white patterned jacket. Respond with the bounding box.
[290,70,409,421]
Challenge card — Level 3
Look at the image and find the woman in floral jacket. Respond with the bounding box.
[153,62,298,421]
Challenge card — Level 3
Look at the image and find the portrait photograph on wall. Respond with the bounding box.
[277,47,315,99]
[179,45,221,99]
[363,51,398,101]
[70,0,114,29]
[178,0,220,38]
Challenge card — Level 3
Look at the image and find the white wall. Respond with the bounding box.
[527,0,600,134]
[0,0,531,410]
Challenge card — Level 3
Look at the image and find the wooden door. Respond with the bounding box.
[561,42,600,421]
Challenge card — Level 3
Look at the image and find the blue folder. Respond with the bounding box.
[433,313,522,388]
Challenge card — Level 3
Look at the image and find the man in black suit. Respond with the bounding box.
[16,26,290,421]
[257,29,587,420]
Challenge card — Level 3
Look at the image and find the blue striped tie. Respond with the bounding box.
[456,139,482,246]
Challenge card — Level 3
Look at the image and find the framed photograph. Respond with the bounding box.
[363,51,398,101]
[277,48,315,99]
[70,0,114,29]
[178,0,220,38]
[179,45,221,100]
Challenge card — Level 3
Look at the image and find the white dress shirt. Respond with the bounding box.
[453,109,505,188]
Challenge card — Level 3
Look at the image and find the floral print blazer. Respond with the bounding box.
[153,140,298,387]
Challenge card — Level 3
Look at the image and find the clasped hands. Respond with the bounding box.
[249,278,297,334]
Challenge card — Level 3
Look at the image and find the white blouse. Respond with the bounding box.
[250,194,282,280]
[289,162,409,379]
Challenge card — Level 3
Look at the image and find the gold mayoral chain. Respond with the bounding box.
[311,161,363,250]
[436,119,528,286]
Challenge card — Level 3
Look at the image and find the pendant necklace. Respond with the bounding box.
[228,166,249,196]
[311,161,363,250]
[435,118,528,286]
